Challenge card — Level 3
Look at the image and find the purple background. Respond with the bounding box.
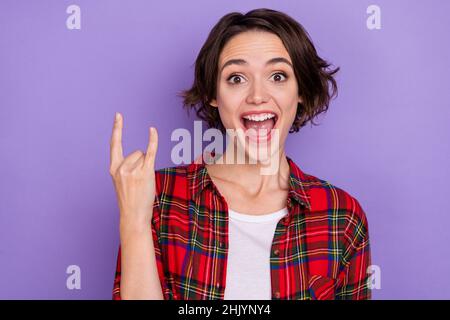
[1,0,449,299]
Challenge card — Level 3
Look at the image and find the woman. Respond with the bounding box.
[110,8,371,300]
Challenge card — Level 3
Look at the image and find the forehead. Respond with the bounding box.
[219,30,292,66]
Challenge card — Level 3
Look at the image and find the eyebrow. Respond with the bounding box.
[219,57,293,73]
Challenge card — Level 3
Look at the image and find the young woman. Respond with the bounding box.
[110,8,371,300]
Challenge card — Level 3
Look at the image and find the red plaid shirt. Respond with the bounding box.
[112,155,371,300]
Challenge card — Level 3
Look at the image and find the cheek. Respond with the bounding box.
[216,101,238,129]
[274,93,299,131]
[216,87,242,122]
[274,90,299,115]
[287,102,299,125]
[219,85,244,105]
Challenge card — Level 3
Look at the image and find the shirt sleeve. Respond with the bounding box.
[335,198,372,300]
[112,193,172,300]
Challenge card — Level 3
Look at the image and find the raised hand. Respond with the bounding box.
[109,112,158,227]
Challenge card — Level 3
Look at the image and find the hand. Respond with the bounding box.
[109,112,159,228]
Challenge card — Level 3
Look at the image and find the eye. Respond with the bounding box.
[226,74,246,85]
[226,72,289,85]
[271,72,288,82]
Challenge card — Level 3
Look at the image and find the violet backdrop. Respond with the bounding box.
[0,0,449,299]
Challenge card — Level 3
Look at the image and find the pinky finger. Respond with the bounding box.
[144,127,158,169]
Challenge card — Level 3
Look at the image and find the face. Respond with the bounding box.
[209,30,301,163]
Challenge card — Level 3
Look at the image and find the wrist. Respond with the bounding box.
[120,217,152,235]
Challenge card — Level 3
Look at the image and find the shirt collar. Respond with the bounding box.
[187,154,311,211]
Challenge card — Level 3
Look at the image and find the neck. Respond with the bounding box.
[207,141,291,195]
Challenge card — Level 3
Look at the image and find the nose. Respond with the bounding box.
[245,78,269,105]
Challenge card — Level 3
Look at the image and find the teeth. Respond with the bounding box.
[242,113,276,122]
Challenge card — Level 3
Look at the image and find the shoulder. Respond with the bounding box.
[304,172,369,236]
[155,164,190,182]
[154,164,191,198]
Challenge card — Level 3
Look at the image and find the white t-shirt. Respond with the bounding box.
[223,207,289,300]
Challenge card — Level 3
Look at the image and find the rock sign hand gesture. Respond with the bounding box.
[109,112,158,227]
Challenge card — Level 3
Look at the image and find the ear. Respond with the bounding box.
[209,98,218,108]
[298,96,303,104]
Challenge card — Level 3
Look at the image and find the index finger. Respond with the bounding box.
[110,112,124,170]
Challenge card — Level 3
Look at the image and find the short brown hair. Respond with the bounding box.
[177,8,339,133]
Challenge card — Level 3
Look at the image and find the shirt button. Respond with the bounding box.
[273,249,280,256]
[274,291,280,299]
[216,282,220,288]
[219,242,224,248]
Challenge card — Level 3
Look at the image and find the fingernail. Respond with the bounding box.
[115,112,119,121]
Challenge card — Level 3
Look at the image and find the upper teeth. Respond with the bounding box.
[242,113,276,122]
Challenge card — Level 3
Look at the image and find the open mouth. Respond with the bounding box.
[239,111,279,142]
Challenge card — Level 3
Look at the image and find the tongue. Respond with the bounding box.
[244,118,275,137]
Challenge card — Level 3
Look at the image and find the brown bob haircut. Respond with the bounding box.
[178,8,339,133]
